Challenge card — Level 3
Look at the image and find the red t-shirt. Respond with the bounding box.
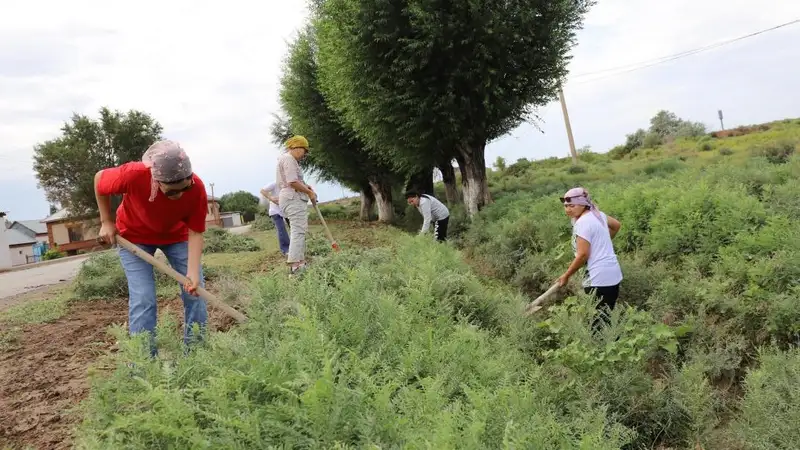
[97,161,208,245]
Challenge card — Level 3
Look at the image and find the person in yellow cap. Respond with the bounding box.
[276,135,317,274]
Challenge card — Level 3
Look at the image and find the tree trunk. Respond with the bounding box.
[359,186,375,221]
[368,178,394,223]
[455,141,492,217]
[405,167,434,196]
[437,160,459,204]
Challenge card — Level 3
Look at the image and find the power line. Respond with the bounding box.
[569,18,800,84]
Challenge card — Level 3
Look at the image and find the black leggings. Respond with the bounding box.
[434,217,449,242]
[585,284,620,332]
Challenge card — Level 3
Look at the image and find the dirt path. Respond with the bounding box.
[0,296,235,450]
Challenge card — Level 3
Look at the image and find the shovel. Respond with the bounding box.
[524,283,561,316]
[313,202,340,251]
[115,235,248,324]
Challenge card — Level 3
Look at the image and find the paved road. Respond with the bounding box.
[0,226,252,304]
[0,256,90,301]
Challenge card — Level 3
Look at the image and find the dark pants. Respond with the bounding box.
[585,284,619,332]
[434,217,449,242]
[270,214,291,255]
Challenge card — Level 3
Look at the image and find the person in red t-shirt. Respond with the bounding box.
[94,140,209,356]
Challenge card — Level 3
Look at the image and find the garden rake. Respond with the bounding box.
[313,203,340,251]
[115,235,248,324]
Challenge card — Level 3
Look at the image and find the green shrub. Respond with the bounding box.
[72,252,175,300]
[751,139,797,164]
[697,141,713,151]
[719,147,733,156]
[566,164,587,174]
[314,202,359,220]
[537,295,697,447]
[642,158,684,177]
[642,132,663,148]
[250,212,275,231]
[203,227,260,253]
[731,347,800,449]
[77,237,636,449]
[42,246,66,260]
[608,144,630,160]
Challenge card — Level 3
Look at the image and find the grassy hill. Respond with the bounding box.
[70,117,800,449]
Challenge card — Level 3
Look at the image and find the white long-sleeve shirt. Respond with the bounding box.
[417,195,449,234]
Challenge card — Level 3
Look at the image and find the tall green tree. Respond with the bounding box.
[33,107,163,216]
[219,191,260,222]
[315,0,593,216]
[278,28,405,222]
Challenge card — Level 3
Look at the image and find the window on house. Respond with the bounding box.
[67,225,84,242]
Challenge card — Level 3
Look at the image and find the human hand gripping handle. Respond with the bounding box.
[183,273,200,295]
[98,221,118,245]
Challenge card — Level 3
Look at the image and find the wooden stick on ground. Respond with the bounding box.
[115,235,248,324]
[313,203,340,251]
[524,283,561,316]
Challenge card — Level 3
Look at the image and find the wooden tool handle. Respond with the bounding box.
[313,204,339,250]
[524,283,560,316]
[115,235,248,324]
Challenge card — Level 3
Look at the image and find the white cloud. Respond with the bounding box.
[1,0,799,219]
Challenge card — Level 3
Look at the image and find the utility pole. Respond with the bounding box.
[209,183,220,226]
[558,87,579,165]
[718,109,725,131]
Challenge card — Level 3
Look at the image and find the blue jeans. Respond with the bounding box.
[118,241,208,356]
[270,214,291,255]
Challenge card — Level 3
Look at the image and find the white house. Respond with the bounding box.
[220,211,243,228]
[0,215,13,270]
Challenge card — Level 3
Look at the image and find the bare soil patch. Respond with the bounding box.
[0,296,234,450]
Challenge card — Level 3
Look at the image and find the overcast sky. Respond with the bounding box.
[1,0,799,221]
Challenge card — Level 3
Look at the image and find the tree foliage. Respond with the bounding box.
[218,191,260,222]
[624,110,708,153]
[278,27,405,221]
[314,0,594,214]
[33,107,163,216]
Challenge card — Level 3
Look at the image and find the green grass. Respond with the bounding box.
[0,291,70,326]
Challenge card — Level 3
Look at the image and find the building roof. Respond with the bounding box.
[5,227,36,246]
[13,220,48,235]
[42,208,71,223]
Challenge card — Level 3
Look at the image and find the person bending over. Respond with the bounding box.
[95,140,209,356]
[405,191,450,241]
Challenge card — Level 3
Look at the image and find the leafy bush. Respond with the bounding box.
[719,147,733,156]
[250,212,275,231]
[751,139,797,164]
[78,237,637,448]
[203,227,261,253]
[42,246,66,260]
[72,252,174,300]
[566,164,587,174]
[314,202,359,220]
[731,347,800,449]
[641,158,684,177]
[504,158,531,177]
[642,132,662,148]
